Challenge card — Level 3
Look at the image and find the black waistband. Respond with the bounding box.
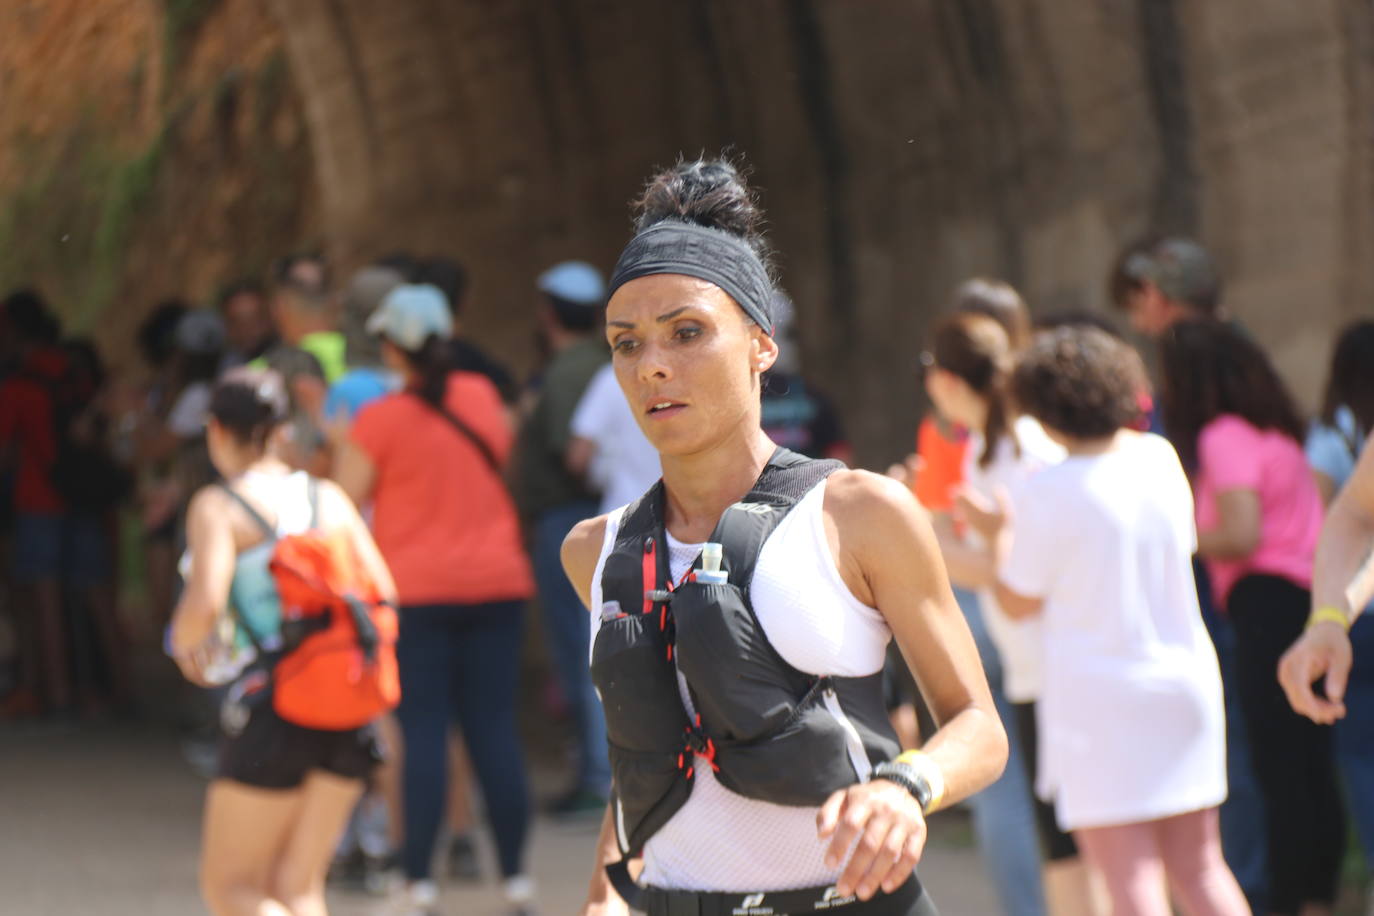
[636,874,930,916]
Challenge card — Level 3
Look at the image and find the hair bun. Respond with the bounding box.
[633,156,773,277]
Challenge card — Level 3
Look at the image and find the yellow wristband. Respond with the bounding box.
[894,750,946,813]
[1307,607,1352,632]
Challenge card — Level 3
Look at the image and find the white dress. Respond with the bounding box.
[1000,433,1227,830]
[587,482,893,891]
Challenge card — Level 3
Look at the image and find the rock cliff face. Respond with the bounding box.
[272,0,1374,459]
[5,1,1370,460]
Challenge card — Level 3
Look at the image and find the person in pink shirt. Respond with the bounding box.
[1161,319,1344,916]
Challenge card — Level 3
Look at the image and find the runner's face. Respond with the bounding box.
[606,274,777,457]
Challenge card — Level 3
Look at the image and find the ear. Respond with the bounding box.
[751,328,780,374]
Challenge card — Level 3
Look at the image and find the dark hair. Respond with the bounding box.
[374,250,421,280]
[215,278,266,311]
[391,334,453,408]
[546,294,601,333]
[1319,320,1374,440]
[136,299,189,368]
[1013,327,1148,439]
[932,313,1016,468]
[415,257,468,317]
[1107,235,1164,310]
[950,278,1031,350]
[62,337,107,390]
[4,288,60,344]
[1160,319,1306,469]
[209,368,290,449]
[1034,308,1124,338]
[632,155,776,285]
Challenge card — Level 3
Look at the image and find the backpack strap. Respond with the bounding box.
[307,475,320,529]
[409,391,503,477]
[217,482,277,541]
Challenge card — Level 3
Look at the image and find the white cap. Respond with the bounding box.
[537,260,606,306]
[365,284,453,351]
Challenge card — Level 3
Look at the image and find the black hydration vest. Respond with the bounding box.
[591,448,901,856]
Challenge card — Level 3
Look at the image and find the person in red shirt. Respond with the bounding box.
[0,289,73,716]
[334,284,536,915]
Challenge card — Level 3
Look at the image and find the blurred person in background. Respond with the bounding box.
[759,291,851,463]
[167,368,394,916]
[922,312,1093,916]
[217,278,279,372]
[1109,238,1266,912]
[1291,320,1374,872]
[512,260,612,818]
[890,278,1048,916]
[567,360,661,516]
[335,284,536,916]
[0,289,74,717]
[414,255,520,406]
[1161,319,1344,916]
[979,326,1246,916]
[323,266,405,426]
[267,252,345,385]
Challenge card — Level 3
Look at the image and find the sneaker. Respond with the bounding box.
[386,879,439,916]
[363,851,401,896]
[326,847,368,891]
[545,787,606,819]
[504,874,536,915]
[447,832,481,882]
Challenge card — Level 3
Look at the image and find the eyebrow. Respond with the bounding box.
[607,305,692,329]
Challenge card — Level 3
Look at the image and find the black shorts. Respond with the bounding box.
[1012,701,1079,862]
[218,703,382,790]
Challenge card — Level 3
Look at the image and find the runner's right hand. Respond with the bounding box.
[1278,620,1351,724]
[579,897,630,916]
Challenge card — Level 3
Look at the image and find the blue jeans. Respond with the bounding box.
[955,587,1047,916]
[1195,560,1269,913]
[396,603,531,879]
[1337,612,1374,868]
[533,500,611,795]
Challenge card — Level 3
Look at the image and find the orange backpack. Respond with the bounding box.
[222,478,400,731]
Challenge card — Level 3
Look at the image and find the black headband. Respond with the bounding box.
[607,221,774,335]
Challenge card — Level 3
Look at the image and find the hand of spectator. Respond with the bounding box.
[817,777,927,901]
[1278,621,1351,724]
[885,453,925,489]
[955,485,1009,541]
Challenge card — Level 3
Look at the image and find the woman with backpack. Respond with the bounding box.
[333,284,536,916]
[167,367,397,916]
[560,157,1006,916]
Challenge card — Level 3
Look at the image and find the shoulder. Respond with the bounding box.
[185,484,236,535]
[823,467,928,538]
[561,513,612,591]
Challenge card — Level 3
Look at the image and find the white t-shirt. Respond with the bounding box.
[1000,432,1227,830]
[964,416,1065,702]
[589,482,892,891]
[570,363,662,514]
[167,382,213,438]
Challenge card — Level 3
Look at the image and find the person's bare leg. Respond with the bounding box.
[201,780,301,916]
[1157,808,1249,916]
[272,770,365,916]
[1044,857,1107,916]
[32,578,71,710]
[374,714,404,852]
[1074,823,1172,916]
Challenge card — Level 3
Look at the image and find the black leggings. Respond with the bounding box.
[1228,574,1345,914]
[1012,701,1079,862]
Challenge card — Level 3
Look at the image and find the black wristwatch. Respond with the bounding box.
[870,760,934,813]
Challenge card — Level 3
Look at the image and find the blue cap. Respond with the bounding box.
[537,260,606,306]
[366,284,453,351]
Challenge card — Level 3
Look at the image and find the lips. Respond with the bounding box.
[645,398,687,418]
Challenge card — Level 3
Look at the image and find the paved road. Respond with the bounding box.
[0,720,998,915]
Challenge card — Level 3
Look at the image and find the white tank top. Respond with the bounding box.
[178,470,315,579]
[588,480,893,891]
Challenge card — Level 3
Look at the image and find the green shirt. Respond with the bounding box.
[299,331,347,385]
[514,337,609,517]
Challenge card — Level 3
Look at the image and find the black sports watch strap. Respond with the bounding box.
[870,760,934,813]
